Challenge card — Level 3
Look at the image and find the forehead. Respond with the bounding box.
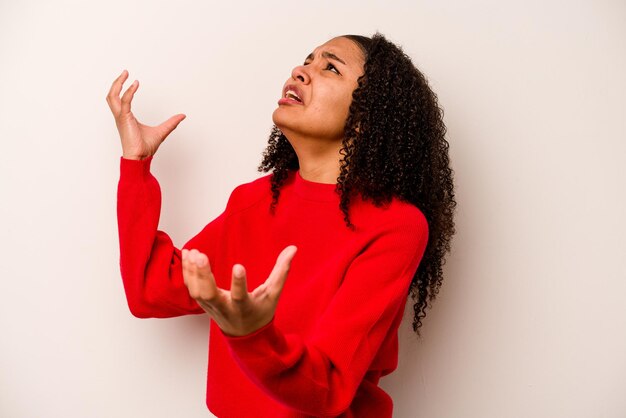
[310,37,365,67]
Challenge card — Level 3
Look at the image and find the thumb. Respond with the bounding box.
[278,245,298,268]
[156,113,186,141]
[267,245,298,296]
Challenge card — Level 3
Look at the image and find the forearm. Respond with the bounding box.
[117,156,202,317]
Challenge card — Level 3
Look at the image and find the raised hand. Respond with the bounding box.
[106,69,186,160]
[182,246,298,337]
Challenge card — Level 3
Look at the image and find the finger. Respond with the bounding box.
[106,69,128,114]
[156,114,187,140]
[182,249,218,301]
[182,248,203,270]
[120,78,139,115]
[186,260,216,300]
[230,264,249,303]
[182,248,191,286]
[182,249,205,288]
[265,245,298,299]
[191,249,210,269]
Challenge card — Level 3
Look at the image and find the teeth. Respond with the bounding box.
[285,90,301,102]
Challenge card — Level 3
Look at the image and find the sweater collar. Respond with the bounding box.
[292,169,340,203]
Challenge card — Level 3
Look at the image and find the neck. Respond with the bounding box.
[297,151,342,184]
[285,134,343,184]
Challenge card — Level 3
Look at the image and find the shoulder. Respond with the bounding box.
[354,194,428,232]
[383,198,429,244]
[224,172,274,213]
[352,195,429,253]
[388,198,428,228]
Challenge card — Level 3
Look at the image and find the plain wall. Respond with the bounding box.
[1,0,624,417]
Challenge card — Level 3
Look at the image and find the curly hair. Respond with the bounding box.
[257,32,456,338]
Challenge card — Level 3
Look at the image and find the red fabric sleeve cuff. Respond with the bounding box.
[221,318,295,385]
[221,318,287,357]
[119,155,154,180]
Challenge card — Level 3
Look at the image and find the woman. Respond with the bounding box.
[107,33,455,417]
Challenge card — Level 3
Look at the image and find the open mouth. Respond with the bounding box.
[285,90,302,102]
[282,85,303,104]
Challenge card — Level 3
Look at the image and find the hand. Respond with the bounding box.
[182,246,298,337]
[106,69,186,160]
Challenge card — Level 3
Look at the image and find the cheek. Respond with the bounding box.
[318,88,353,121]
[330,94,353,128]
[315,97,352,138]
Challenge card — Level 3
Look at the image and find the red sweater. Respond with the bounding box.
[117,156,429,417]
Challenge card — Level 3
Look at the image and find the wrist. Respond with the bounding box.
[122,154,149,161]
[220,317,275,339]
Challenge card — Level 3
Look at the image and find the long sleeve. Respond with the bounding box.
[221,216,429,417]
[117,156,209,318]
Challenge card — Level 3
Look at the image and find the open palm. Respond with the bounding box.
[106,70,186,160]
[182,246,298,337]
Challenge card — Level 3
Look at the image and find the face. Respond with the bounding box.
[272,37,365,144]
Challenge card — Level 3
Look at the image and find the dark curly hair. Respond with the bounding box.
[257,32,456,338]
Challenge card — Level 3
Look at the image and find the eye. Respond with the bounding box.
[300,60,341,75]
[326,63,340,75]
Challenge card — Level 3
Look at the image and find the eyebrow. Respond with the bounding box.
[305,51,347,65]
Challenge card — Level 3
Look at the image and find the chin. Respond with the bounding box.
[271,107,281,125]
[272,108,294,134]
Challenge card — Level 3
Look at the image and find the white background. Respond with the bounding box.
[1,1,625,417]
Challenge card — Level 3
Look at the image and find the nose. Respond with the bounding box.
[291,64,310,84]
